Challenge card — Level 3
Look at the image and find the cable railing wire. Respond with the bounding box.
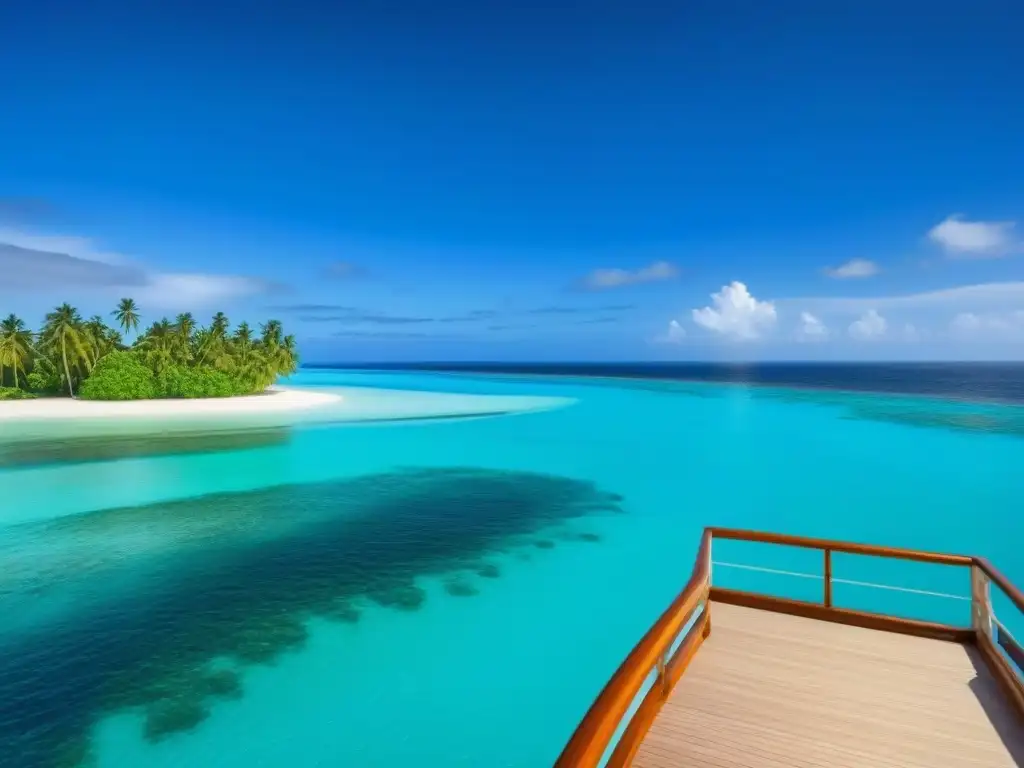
[713,560,970,601]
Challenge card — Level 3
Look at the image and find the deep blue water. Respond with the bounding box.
[313,362,1024,404]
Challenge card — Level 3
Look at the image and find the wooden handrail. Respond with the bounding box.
[974,557,1024,615]
[555,527,1023,766]
[996,621,1024,673]
[554,529,712,768]
[709,527,973,566]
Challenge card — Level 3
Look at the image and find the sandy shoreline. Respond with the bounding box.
[0,387,343,422]
[0,385,572,446]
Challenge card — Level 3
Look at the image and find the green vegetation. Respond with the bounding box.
[0,386,36,400]
[78,351,157,401]
[0,300,298,401]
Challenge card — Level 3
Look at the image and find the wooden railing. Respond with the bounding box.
[708,527,976,642]
[555,527,1024,768]
[970,556,1024,722]
[553,529,712,768]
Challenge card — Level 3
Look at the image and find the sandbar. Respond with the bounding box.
[0,385,573,444]
[0,387,342,422]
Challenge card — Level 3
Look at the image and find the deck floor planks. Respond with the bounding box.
[632,603,1024,768]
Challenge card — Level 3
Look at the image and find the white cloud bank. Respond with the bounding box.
[582,260,679,290]
[665,319,686,343]
[849,309,887,340]
[797,311,828,341]
[901,323,922,342]
[824,258,879,279]
[784,281,1024,315]
[0,227,279,308]
[927,214,1017,258]
[142,274,273,306]
[950,311,1024,338]
[666,276,1024,354]
[653,319,687,345]
[0,227,130,266]
[692,282,777,340]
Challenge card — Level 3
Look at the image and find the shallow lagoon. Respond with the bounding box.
[1,369,1021,767]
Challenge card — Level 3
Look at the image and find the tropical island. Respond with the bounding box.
[0,298,300,402]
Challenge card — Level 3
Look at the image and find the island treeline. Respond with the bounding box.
[0,298,298,401]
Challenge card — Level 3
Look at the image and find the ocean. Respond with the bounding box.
[0,364,1021,767]
[314,361,1024,403]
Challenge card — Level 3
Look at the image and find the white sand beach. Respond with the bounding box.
[0,387,342,423]
[0,385,573,445]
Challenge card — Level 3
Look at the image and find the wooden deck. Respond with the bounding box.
[633,603,1024,768]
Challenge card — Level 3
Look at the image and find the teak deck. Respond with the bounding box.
[633,603,1024,768]
[555,528,1024,768]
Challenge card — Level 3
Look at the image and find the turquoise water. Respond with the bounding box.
[1,370,1022,767]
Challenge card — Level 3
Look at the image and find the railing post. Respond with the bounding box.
[705,535,713,638]
[971,563,993,641]
[823,549,833,607]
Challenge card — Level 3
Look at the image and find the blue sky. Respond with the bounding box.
[1,1,1023,361]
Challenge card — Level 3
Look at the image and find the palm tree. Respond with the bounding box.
[174,312,196,340]
[136,318,175,374]
[173,312,196,363]
[278,334,299,376]
[137,318,172,346]
[260,319,283,347]
[84,315,114,365]
[234,322,252,346]
[211,312,230,338]
[112,298,141,340]
[196,312,230,366]
[0,314,33,388]
[105,327,124,350]
[39,304,91,397]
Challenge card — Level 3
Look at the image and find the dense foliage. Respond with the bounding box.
[78,351,157,401]
[155,365,240,399]
[0,386,36,400]
[0,300,298,400]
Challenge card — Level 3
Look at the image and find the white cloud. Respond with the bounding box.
[654,319,686,345]
[950,311,1024,337]
[902,323,921,342]
[824,258,879,279]
[783,281,1024,315]
[0,226,281,307]
[0,226,129,265]
[927,214,1017,258]
[796,311,828,341]
[951,312,983,333]
[849,309,887,340]
[582,261,679,290]
[139,274,275,308]
[692,282,777,340]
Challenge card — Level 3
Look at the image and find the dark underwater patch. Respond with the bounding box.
[319,598,361,624]
[555,529,603,543]
[201,669,243,700]
[754,386,1024,439]
[475,563,501,579]
[144,697,209,742]
[443,578,480,597]
[0,427,292,469]
[0,466,623,767]
[843,403,1024,438]
[367,583,428,612]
